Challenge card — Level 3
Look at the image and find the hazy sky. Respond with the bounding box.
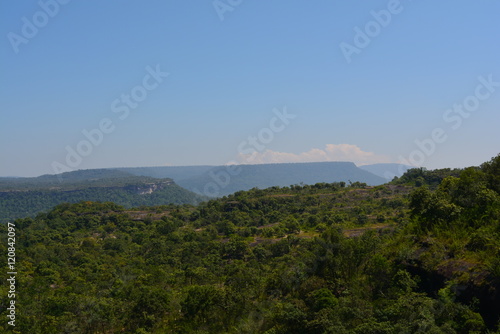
[1,1,499,177]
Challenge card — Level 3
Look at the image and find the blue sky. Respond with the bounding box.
[1,0,499,177]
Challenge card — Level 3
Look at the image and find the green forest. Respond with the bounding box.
[0,169,207,223]
[1,155,499,333]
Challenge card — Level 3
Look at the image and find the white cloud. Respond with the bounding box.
[237,144,392,166]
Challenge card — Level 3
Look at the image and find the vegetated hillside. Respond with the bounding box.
[2,154,499,333]
[0,169,206,223]
[391,166,463,188]
[176,161,387,197]
[117,165,215,183]
[0,169,141,190]
[116,162,386,197]
[359,163,412,181]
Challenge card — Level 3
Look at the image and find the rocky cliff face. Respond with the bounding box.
[128,180,174,195]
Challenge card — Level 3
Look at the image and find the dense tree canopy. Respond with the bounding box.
[0,155,499,333]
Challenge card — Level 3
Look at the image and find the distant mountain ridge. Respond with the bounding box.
[0,169,148,190]
[0,162,405,222]
[0,169,206,223]
[118,166,215,183]
[359,163,412,181]
[120,161,388,197]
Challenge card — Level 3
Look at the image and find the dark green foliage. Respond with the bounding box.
[482,154,500,194]
[393,167,462,188]
[0,169,207,223]
[0,155,499,333]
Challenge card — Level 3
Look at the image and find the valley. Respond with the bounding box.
[1,154,499,333]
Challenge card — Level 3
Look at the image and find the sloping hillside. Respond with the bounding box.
[359,163,412,181]
[117,165,215,183]
[2,154,499,333]
[120,162,386,197]
[0,169,206,223]
[179,162,386,196]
